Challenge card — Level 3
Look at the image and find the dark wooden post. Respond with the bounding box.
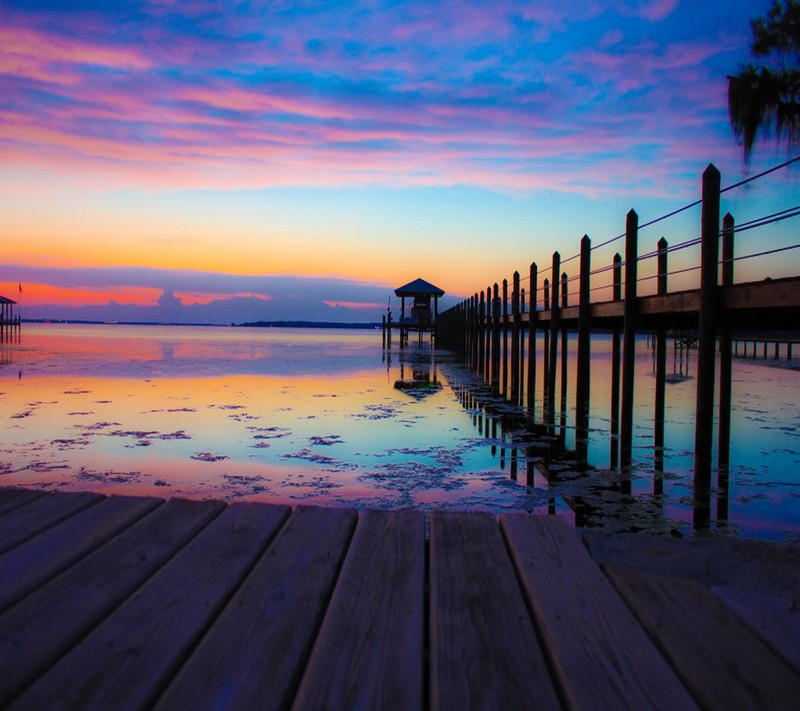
[502,278,509,399]
[492,283,501,391]
[547,252,560,429]
[576,235,591,463]
[694,163,721,530]
[485,283,492,382]
[527,262,538,418]
[621,211,638,472]
[718,211,734,523]
[478,290,485,377]
[560,271,568,448]
[511,271,520,404]
[543,277,551,420]
[610,252,622,468]
[654,237,668,493]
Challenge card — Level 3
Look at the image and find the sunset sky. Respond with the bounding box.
[2,0,798,323]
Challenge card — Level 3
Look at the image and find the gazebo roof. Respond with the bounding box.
[0,295,16,305]
[394,278,445,297]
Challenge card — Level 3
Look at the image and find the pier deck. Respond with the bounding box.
[1,488,798,710]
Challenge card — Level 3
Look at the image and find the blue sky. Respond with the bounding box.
[1,0,798,322]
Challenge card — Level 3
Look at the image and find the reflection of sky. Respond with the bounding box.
[1,324,798,541]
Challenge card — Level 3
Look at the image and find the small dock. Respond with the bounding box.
[1,488,798,710]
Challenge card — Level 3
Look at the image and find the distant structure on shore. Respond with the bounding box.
[0,294,20,343]
[385,277,445,347]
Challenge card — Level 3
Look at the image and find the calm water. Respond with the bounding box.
[1,323,798,541]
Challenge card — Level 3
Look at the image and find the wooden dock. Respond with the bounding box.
[1,487,798,710]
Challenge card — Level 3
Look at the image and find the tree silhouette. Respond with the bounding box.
[728,0,800,159]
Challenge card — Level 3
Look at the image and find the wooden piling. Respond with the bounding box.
[718,212,734,523]
[492,283,501,391]
[654,237,668,494]
[693,163,721,530]
[547,253,561,430]
[527,263,538,417]
[620,211,639,471]
[576,236,591,463]
[511,272,520,405]
[502,279,509,399]
[610,253,622,470]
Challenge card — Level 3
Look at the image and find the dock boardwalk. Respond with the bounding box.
[1,488,799,710]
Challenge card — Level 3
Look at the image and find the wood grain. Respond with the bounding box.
[429,510,560,711]
[154,505,357,711]
[292,509,425,711]
[0,495,162,612]
[0,497,224,707]
[608,565,800,711]
[0,491,103,555]
[8,501,287,711]
[501,513,697,710]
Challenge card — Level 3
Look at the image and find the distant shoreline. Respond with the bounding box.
[22,319,380,329]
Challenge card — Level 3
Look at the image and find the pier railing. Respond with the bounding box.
[437,161,800,528]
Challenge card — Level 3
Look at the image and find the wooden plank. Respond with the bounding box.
[292,509,425,711]
[0,490,103,555]
[607,566,800,711]
[9,501,290,711]
[0,488,46,516]
[0,495,162,612]
[153,505,357,711]
[0,497,225,707]
[500,514,698,710]
[429,510,560,711]
[712,584,800,671]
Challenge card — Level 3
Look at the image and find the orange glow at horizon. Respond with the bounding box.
[0,282,160,306]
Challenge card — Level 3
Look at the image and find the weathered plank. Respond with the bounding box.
[429,510,561,711]
[0,495,162,612]
[0,497,225,707]
[607,566,800,711]
[154,505,357,711]
[0,490,103,555]
[10,502,289,711]
[712,584,800,671]
[0,487,46,516]
[501,513,698,710]
[292,509,425,711]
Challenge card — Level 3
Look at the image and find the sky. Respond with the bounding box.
[1,0,799,324]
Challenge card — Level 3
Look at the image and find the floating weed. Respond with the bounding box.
[191,452,230,462]
[309,435,343,446]
[76,467,141,484]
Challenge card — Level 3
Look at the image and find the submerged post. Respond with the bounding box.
[694,163,721,529]
[654,237,668,493]
[547,253,561,430]
[718,211,735,523]
[620,211,638,472]
[511,271,520,404]
[610,252,622,469]
[576,235,591,463]
[527,262,538,417]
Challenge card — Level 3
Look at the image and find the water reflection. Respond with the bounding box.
[1,324,798,540]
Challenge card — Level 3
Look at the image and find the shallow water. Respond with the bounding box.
[1,323,798,541]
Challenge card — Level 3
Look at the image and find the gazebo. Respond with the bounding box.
[390,277,445,347]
